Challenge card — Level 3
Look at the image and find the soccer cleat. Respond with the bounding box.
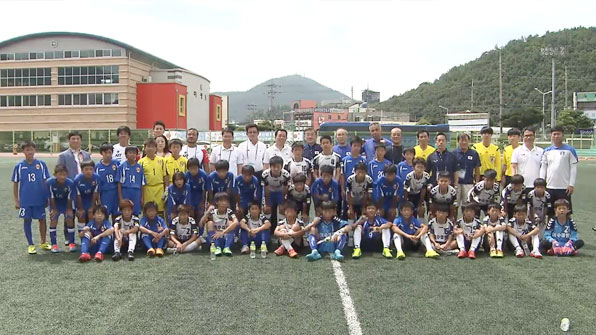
[468,250,476,259]
[155,248,164,257]
[215,247,222,256]
[68,243,76,252]
[489,250,497,258]
[241,245,250,254]
[146,248,156,257]
[306,249,322,261]
[495,250,504,258]
[127,251,135,261]
[352,247,362,259]
[223,247,232,256]
[79,253,91,262]
[51,245,59,253]
[530,250,542,259]
[425,250,440,259]
[112,252,122,261]
[274,246,285,256]
[382,248,393,259]
[457,250,468,259]
[396,251,406,260]
[39,242,51,251]
[94,252,104,262]
[332,249,344,261]
[28,245,37,255]
[515,248,525,258]
[288,248,298,258]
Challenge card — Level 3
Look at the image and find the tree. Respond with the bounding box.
[502,108,542,129]
[257,121,275,131]
[557,109,594,133]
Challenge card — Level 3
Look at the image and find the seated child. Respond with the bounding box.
[427,204,457,255]
[507,204,541,258]
[139,201,169,257]
[527,178,553,238]
[454,203,484,259]
[167,205,201,254]
[482,203,507,258]
[79,206,114,262]
[273,201,305,258]
[542,199,584,256]
[239,201,271,257]
[112,200,140,261]
[201,192,238,257]
[351,201,394,259]
[305,201,349,262]
[286,174,312,224]
[392,201,438,259]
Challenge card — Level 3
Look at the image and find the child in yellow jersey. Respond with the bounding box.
[502,128,520,186]
[138,138,169,214]
[165,139,188,183]
[473,126,501,181]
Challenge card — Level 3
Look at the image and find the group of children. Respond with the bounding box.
[12,135,584,262]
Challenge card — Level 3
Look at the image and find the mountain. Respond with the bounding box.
[374,27,596,125]
[214,74,350,122]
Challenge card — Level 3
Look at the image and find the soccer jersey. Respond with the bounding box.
[367,158,392,185]
[245,214,268,229]
[118,162,146,189]
[428,218,454,243]
[404,171,430,195]
[165,155,188,183]
[12,159,50,207]
[112,143,127,164]
[185,170,210,204]
[316,216,347,239]
[501,184,526,207]
[167,184,191,208]
[284,158,312,180]
[482,216,506,227]
[47,177,74,209]
[286,184,311,204]
[507,217,536,235]
[313,152,342,178]
[429,185,457,206]
[468,180,500,206]
[208,208,237,231]
[540,144,578,189]
[262,168,290,193]
[346,174,373,204]
[94,160,119,192]
[396,161,413,187]
[312,178,340,203]
[207,171,234,194]
[86,220,113,236]
[414,145,435,160]
[278,217,305,229]
[375,176,402,202]
[170,216,198,241]
[234,175,261,202]
[457,217,482,238]
[473,142,502,181]
[114,215,140,231]
[138,156,167,187]
[341,155,366,184]
[544,217,578,243]
[333,144,351,158]
[140,216,168,233]
[527,189,553,221]
[394,216,422,235]
[74,173,100,202]
[503,145,517,177]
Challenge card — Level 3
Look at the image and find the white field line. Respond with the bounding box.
[331,260,363,335]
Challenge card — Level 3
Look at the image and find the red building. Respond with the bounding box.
[313,109,349,129]
[209,94,223,131]
[136,83,187,130]
[292,100,317,110]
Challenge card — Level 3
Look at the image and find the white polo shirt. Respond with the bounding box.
[263,144,293,166]
[209,144,244,178]
[112,143,127,164]
[511,144,543,188]
[237,140,266,172]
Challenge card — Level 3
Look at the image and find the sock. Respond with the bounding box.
[393,235,403,253]
[114,238,121,252]
[207,231,215,245]
[260,230,271,244]
[281,238,293,250]
[141,235,153,250]
[156,237,166,249]
[67,228,75,244]
[80,236,90,254]
[456,234,465,251]
[24,219,33,245]
[308,234,318,250]
[422,234,433,251]
[77,223,85,233]
[166,247,177,254]
[224,233,234,248]
[198,225,204,238]
[98,237,111,254]
[336,234,347,251]
[128,234,137,252]
[184,240,200,252]
[63,224,68,241]
[471,236,481,251]
[49,227,57,245]
[353,225,362,248]
[531,235,540,252]
[240,229,249,246]
[509,234,521,250]
[381,228,391,248]
[495,231,504,251]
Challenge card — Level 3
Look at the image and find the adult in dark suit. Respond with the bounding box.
[57,131,91,180]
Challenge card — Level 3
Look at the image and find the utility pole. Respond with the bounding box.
[471,79,474,111]
[534,88,552,140]
[551,58,556,128]
[564,65,568,109]
[351,86,353,100]
[499,50,503,134]
[266,83,280,114]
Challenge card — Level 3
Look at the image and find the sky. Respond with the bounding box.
[1,0,595,101]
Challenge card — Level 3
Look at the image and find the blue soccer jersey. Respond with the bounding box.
[312,178,340,203]
[234,175,261,203]
[374,176,402,203]
[118,161,146,189]
[396,161,413,196]
[12,159,50,207]
[86,220,113,237]
[47,177,74,211]
[167,183,191,209]
[185,170,209,204]
[140,216,168,233]
[342,155,366,184]
[74,173,100,208]
[394,216,422,235]
[544,217,579,244]
[367,158,392,185]
[95,160,119,192]
[316,216,347,239]
[207,171,234,194]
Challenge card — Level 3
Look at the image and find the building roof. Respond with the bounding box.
[0,31,184,71]
[576,92,596,103]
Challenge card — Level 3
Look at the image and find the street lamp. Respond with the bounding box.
[439,105,449,123]
[534,88,552,140]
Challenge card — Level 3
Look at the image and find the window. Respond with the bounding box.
[216,105,221,121]
[0,67,51,87]
[57,93,119,106]
[0,95,51,107]
[179,95,186,116]
[112,49,122,57]
[57,66,119,85]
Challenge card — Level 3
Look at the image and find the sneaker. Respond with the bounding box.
[457,250,468,259]
[51,245,60,253]
[425,250,440,259]
[496,250,504,258]
[288,248,298,258]
[352,247,362,259]
[127,251,135,261]
[64,240,69,246]
[68,243,76,252]
[112,252,122,261]
[155,248,164,257]
[515,248,525,258]
[241,245,250,254]
[274,246,285,256]
[382,248,393,259]
[530,250,542,259]
[215,247,222,256]
[146,248,156,257]
[306,250,322,261]
[468,250,476,259]
[94,252,104,262]
[489,250,497,258]
[39,242,51,251]
[332,249,344,261]
[396,251,406,260]
[223,247,232,256]
[79,252,91,262]
[28,245,37,255]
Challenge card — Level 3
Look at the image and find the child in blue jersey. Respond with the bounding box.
[12,141,51,254]
[185,157,209,220]
[74,160,100,233]
[117,146,146,216]
[167,205,201,254]
[312,165,340,215]
[374,164,401,221]
[47,164,76,253]
[396,147,415,197]
[201,192,238,256]
[341,136,365,220]
[79,206,114,262]
[305,201,350,262]
[139,202,169,257]
[351,202,394,259]
[274,202,305,258]
[392,201,438,259]
[507,204,541,258]
[207,160,234,204]
[167,172,191,222]
[542,199,584,256]
[235,165,261,220]
[239,201,271,255]
[367,144,392,186]
[95,142,120,220]
[455,203,484,259]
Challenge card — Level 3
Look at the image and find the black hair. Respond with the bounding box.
[153,120,166,129]
[522,127,536,136]
[143,201,158,213]
[551,125,564,133]
[487,203,502,211]
[222,128,234,136]
[99,142,113,153]
[513,204,527,214]
[117,125,131,137]
[384,164,397,175]
[187,158,200,169]
[320,200,336,211]
[172,171,187,184]
[533,178,547,188]
[413,158,427,167]
[462,202,477,212]
[437,171,451,180]
[92,205,108,217]
[20,140,36,150]
[269,156,284,167]
[54,164,68,174]
[434,204,450,213]
[320,135,332,144]
[214,192,230,203]
[68,131,82,140]
[274,128,288,137]
[291,141,304,149]
[249,200,261,209]
[457,133,471,141]
[214,160,230,171]
[416,129,430,138]
[350,136,363,146]
[176,204,190,214]
[245,124,259,133]
[374,144,386,151]
[507,128,521,136]
[80,160,95,170]
[284,201,298,212]
[400,201,415,211]
[510,174,524,185]
[483,169,497,179]
[124,146,139,155]
[320,165,334,176]
[241,165,255,175]
[292,173,307,184]
[435,132,447,139]
[403,147,415,155]
[144,138,157,147]
[553,199,570,210]
[480,126,493,135]
[169,138,183,148]
[354,161,367,172]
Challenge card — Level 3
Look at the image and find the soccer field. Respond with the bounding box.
[1,157,595,335]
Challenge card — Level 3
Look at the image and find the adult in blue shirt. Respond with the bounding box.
[363,122,391,162]
[453,133,480,209]
[303,128,322,161]
[332,128,351,158]
[57,131,91,180]
[426,132,458,187]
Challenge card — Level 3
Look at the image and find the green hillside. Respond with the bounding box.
[375,27,596,125]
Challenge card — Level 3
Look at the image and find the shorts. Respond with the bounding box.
[19,205,46,220]
[359,230,384,252]
[294,200,311,215]
[269,191,283,207]
[144,184,165,212]
[50,203,73,220]
[349,204,363,218]
[190,191,204,208]
[547,188,572,214]
[78,196,94,212]
[100,189,120,216]
[122,187,142,215]
[382,199,396,214]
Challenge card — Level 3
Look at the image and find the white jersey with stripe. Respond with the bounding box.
[209,208,236,231]
[457,217,482,238]
[346,174,373,204]
[114,215,140,231]
[245,214,267,230]
[284,158,312,180]
[428,218,454,243]
[482,215,506,227]
[404,171,431,195]
[312,152,342,178]
[501,184,526,206]
[508,217,536,235]
[527,189,552,221]
[170,216,198,241]
[468,180,500,206]
[429,185,457,206]
[287,184,311,204]
[262,169,290,192]
[277,218,305,230]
